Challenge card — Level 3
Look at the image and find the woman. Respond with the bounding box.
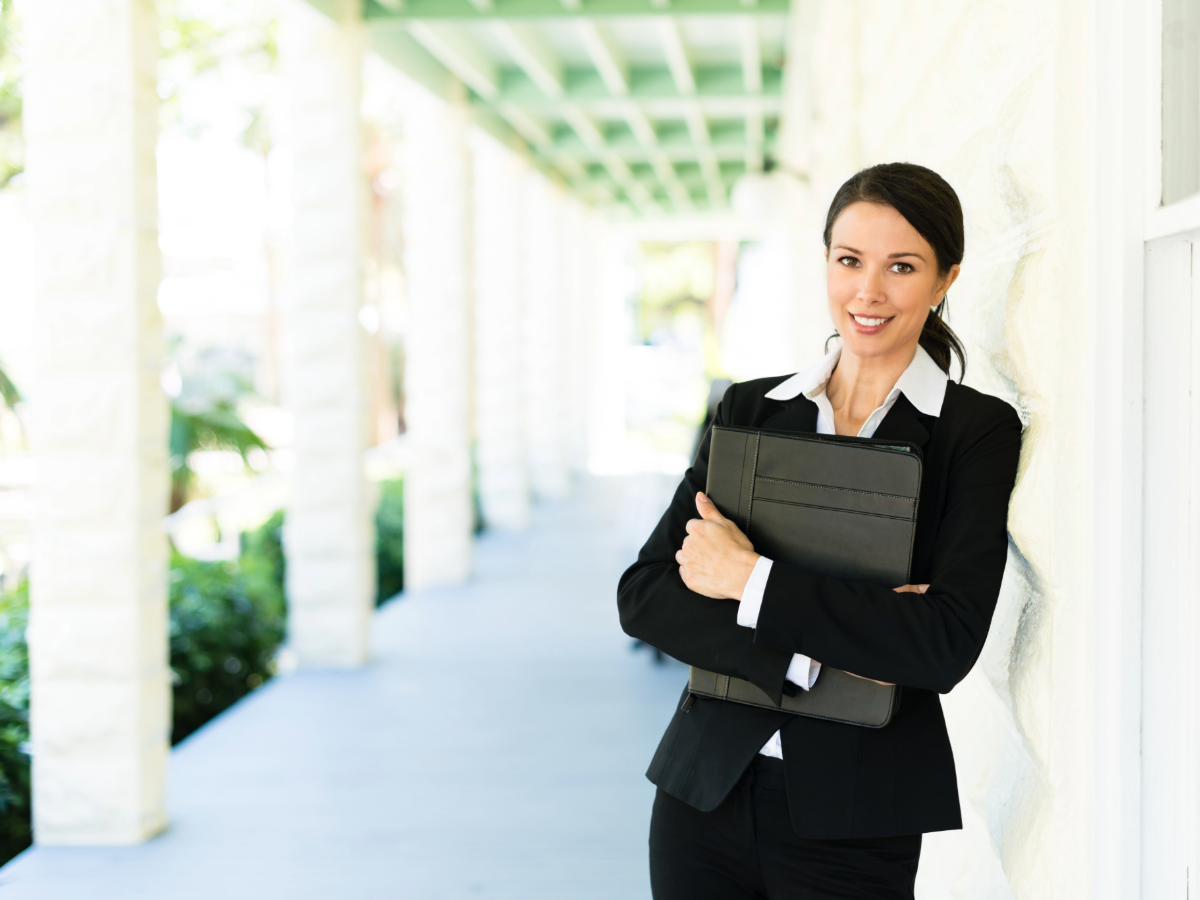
[617,163,1023,899]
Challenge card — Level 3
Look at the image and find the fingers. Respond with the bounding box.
[892,583,931,594]
[846,671,895,686]
[695,492,726,522]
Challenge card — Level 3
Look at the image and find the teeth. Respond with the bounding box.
[853,315,891,326]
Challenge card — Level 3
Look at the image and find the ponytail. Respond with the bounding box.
[918,297,966,378]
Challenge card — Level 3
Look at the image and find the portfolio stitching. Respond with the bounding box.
[755,477,915,502]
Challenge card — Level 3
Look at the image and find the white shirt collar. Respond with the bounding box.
[763,344,949,417]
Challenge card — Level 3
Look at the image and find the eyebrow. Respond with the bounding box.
[833,244,927,262]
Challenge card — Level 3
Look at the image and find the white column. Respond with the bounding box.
[521,173,571,500]
[400,83,473,588]
[560,199,593,474]
[588,226,633,475]
[471,134,531,531]
[23,0,169,843]
[281,0,374,667]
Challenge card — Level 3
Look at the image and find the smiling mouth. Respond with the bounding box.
[851,314,894,327]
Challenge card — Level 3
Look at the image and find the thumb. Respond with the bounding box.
[696,492,727,522]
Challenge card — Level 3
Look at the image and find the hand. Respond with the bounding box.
[676,493,760,600]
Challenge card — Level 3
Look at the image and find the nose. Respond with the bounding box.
[856,264,886,304]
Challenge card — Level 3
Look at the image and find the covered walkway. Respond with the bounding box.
[0,477,684,899]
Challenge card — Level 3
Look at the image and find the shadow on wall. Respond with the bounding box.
[918,539,1049,893]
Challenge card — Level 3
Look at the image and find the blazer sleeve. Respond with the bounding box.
[617,385,793,703]
[751,400,1023,694]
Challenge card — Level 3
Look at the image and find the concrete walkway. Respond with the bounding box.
[0,475,687,899]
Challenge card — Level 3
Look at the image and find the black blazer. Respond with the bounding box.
[617,375,1022,839]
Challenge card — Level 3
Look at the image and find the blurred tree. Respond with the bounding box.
[0,0,22,190]
[375,479,403,604]
[158,0,278,155]
[0,357,19,410]
[169,398,267,513]
[0,580,29,864]
[635,242,717,354]
[168,524,285,744]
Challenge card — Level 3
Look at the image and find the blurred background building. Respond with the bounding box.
[0,0,1196,897]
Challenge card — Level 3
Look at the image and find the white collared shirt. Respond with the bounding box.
[737,344,949,759]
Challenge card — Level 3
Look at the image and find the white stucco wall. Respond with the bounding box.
[783,1,1101,896]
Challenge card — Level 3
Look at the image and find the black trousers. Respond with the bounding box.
[649,756,921,900]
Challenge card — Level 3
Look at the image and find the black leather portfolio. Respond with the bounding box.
[688,425,923,728]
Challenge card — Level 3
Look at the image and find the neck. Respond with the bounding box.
[825,341,919,429]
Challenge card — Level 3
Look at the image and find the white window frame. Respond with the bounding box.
[1145,0,1200,241]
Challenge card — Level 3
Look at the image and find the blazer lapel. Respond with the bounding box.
[760,394,819,433]
[872,393,932,450]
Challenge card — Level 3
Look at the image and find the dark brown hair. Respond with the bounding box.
[823,162,967,378]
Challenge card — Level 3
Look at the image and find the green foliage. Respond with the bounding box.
[0,3,20,191]
[375,479,404,605]
[0,356,19,409]
[169,397,268,512]
[169,522,285,744]
[635,242,715,344]
[158,0,278,155]
[0,0,22,189]
[0,579,29,865]
[241,508,284,590]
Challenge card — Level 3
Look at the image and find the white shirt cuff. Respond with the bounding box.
[736,556,773,628]
[736,556,820,691]
[786,655,821,690]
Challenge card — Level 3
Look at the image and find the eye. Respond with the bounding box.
[890,262,915,274]
[837,256,860,268]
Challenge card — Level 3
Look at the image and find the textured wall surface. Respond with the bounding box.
[785,1,1094,896]
[281,0,376,666]
[22,0,170,843]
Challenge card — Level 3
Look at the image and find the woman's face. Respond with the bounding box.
[825,201,959,364]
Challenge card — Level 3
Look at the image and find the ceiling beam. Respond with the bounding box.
[739,16,762,171]
[623,104,690,213]
[539,135,776,164]
[658,19,695,95]
[493,23,565,96]
[474,64,783,107]
[684,104,711,144]
[739,17,761,94]
[534,117,777,162]
[573,166,744,208]
[700,150,727,207]
[623,104,657,146]
[498,101,553,145]
[406,23,500,98]
[562,103,606,147]
[561,105,659,213]
[577,21,628,96]
[651,151,694,211]
[744,109,763,171]
[364,0,790,20]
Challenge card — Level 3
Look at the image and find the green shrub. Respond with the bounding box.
[375,478,403,605]
[169,518,285,744]
[0,581,29,865]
